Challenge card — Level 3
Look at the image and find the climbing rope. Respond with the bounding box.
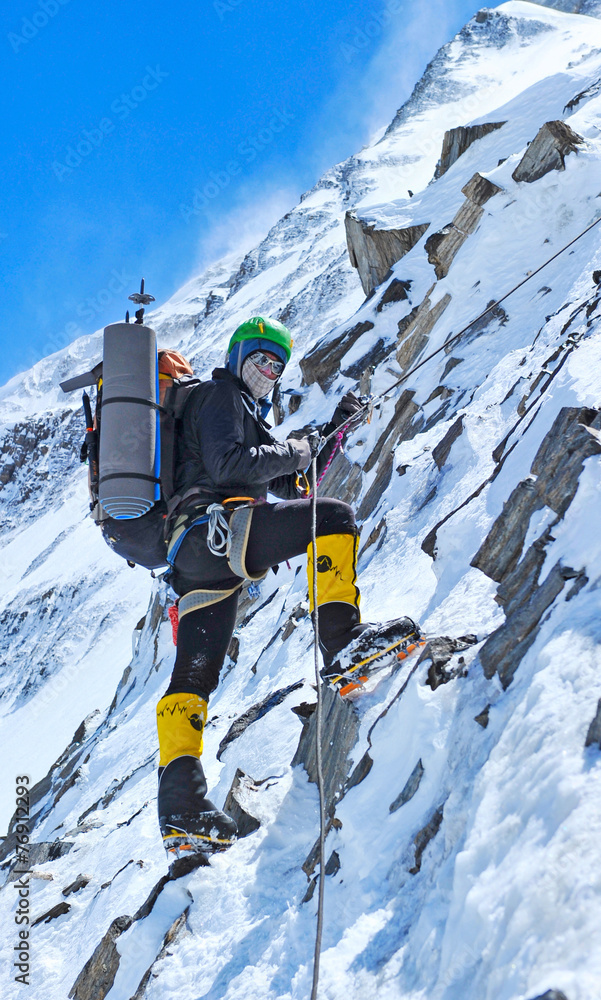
[309,449,327,1000]
[318,212,601,451]
[205,503,231,556]
[308,428,345,497]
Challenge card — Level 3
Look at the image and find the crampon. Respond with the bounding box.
[324,622,426,697]
[162,824,235,864]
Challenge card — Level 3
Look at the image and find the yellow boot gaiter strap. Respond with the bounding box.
[156,693,208,767]
[307,532,361,613]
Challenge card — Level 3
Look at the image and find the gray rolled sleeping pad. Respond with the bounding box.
[98,322,160,519]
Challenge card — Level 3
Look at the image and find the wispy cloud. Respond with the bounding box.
[308,0,477,171]
[193,184,299,277]
[184,1,477,289]
[352,0,472,139]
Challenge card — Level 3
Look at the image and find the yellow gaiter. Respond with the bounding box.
[307,532,361,613]
[156,693,208,767]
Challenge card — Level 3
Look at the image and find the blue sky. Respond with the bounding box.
[1,0,479,388]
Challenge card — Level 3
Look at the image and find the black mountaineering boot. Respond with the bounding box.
[156,693,237,860]
[158,756,238,859]
[322,616,426,696]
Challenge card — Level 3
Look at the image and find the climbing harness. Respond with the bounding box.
[166,497,269,619]
[169,499,231,561]
[167,506,211,566]
[317,213,601,454]
[166,496,259,567]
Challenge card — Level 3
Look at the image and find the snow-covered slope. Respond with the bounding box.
[1,3,601,998]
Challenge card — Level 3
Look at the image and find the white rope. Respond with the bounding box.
[310,452,327,1000]
[205,503,230,556]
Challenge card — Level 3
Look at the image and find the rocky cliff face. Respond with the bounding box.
[2,3,601,999]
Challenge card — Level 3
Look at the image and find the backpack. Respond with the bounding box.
[61,344,202,570]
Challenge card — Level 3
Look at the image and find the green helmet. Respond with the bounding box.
[227,316,293,362]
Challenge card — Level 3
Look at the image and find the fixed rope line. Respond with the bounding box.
[309,450,327,1000]
[318,212,601,450]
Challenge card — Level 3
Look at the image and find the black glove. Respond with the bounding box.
[331,391,363,431]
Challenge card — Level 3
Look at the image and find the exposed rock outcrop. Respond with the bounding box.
[474,705,490,728]
[292,684,361,818]
[396,285,453,371]
[341,337,396,381]
[432,415,464,470]
[473,406,601,686]
[528,991,570,1000]
[316,448,363,509]
[63,874,91,896]
[300,320,375,389]
[32,900,71,926]
[421,635,478,689]
[222,769,262,838]
[434,122,506,179]
[512,120,584,183]
[216,680,304,760]
[69,855,204,1000]
[409,805,444,874]
[345,211,430,295]
[389,759,424,813]
[425,172,503,280]
[376,277,412,312]
[585,698,601,747]
[358,389,424,520]
[69,914,133,1000]
[130,907,192,1000]
[454,301,509,348]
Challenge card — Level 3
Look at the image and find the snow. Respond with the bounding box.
[1,1,601,998]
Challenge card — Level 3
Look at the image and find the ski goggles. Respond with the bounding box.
[249,351,285,376]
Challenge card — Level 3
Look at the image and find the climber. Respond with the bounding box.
[156,315,421,859]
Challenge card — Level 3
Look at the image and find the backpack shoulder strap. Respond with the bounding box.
[159,378,208,501]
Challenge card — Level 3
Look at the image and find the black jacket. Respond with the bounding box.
[175,368,305,503]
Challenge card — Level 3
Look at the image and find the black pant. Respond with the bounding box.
[166,498,360,700]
